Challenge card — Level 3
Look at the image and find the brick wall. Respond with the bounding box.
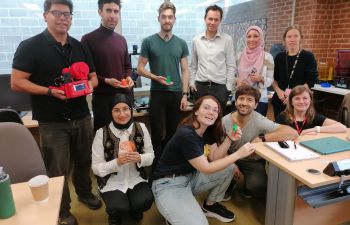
[265,0,293,51]
[223,0,294,53]
[326,0,350,65]
[224,0,350,68]
[293,0,350,66]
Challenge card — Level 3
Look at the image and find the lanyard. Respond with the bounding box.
[293,117,307,134]
[285,49,301,88]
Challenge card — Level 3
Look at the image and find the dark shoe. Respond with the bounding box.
[58,210,77,225]
[202,202,235,223]
[108,214,122,225]
[242,188,253,199]
[78,193,102,210]
[222,181,237,202]
[130,210,143,221]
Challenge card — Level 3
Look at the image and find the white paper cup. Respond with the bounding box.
[28,175,49,202]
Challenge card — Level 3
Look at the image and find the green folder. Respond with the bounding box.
[299,136,350,155]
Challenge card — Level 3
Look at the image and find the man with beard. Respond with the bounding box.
[190,4,236,114]
[137,2,189,171]
[222,85,297,199]
[81,0,133,132]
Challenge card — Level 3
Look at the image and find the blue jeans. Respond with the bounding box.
[152,166,234,225]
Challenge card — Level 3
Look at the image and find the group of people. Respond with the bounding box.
[9,0,348,225]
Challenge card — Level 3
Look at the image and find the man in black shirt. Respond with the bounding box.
[11,1,101,225]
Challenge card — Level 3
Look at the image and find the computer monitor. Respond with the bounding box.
[0,74,32,112]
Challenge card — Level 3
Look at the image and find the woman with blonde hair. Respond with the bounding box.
[272,25,318,118]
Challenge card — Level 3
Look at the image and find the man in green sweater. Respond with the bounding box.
[137,2,189,171]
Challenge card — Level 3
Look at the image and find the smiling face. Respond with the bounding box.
[235,94,258,116]
[44,4,72,36]
[158,8,175,33]
[285,28,301,52]
[111,102,131,125]
[99,2,120,30]
[195,99,219,127]
[246,29,260,49]
[205,10,221,34]
[291,91,311,114]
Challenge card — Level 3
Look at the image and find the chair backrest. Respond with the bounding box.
[0,122,46,184]
[0,108,23,124]
[337,93,350,128]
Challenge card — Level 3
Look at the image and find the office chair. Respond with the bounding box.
[0,108,23,124]
[337,93,350,128]
[0,122,46,184]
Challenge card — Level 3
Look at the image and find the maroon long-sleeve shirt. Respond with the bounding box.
[82,25,131,94]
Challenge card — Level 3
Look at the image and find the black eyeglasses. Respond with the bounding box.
[48,10,72,19]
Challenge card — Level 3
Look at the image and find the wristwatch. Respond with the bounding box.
[258,133,266,142]
[182,92,189,96]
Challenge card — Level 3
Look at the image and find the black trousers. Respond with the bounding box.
[194,81,229,115]
[101,182,154,216]
[92,92,131,132]
[271,93,285,119]
[38,115,93,213]
[149,90,182,167]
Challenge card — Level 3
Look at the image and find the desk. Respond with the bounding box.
[255,132,350,225]
[312,84,350,96]
[0,176,64,225]
[22,102,196,129]
[312,84,350,120]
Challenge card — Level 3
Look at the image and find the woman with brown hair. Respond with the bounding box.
[272,25,318,118]
[275,85,346,135]
[152,95,255,225]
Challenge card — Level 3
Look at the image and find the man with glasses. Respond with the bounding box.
[11,1,101,225]
[82,0,134,132]
[137,2,189,172]
[189,5,236,114]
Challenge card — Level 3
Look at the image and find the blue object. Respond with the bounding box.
[320,82,331,88]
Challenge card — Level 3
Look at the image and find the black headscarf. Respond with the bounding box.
[109,94,133,130]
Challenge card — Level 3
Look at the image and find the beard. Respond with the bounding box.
[161,23,173,33]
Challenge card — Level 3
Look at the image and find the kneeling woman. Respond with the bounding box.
[152,95,255,225]
[92,94,154,225]
[275,85,347,134]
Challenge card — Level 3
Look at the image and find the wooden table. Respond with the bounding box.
[255,132,350,225]
[0,176,64,225]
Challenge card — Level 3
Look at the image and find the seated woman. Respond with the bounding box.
[152,95,255,225]
[275,85,347,135]
[91,94,154,225]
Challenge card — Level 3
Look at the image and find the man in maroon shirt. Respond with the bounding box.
[81,0,134,132]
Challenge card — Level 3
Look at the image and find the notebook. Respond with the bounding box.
[299,136,350,155]
[265,141,320,161]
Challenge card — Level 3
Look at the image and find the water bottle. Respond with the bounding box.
[0,167,16,219]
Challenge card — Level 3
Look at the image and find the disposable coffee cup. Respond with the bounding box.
[28,175,49,202]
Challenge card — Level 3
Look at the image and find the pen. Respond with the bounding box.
[294,142,297,150]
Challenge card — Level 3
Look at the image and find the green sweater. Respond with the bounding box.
[140,34,189,91]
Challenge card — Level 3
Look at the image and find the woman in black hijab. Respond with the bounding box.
[91,94,154,225]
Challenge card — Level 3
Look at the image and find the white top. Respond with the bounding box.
[189,31,237,91]
[91,122,154,193]
[233,51,274,102]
